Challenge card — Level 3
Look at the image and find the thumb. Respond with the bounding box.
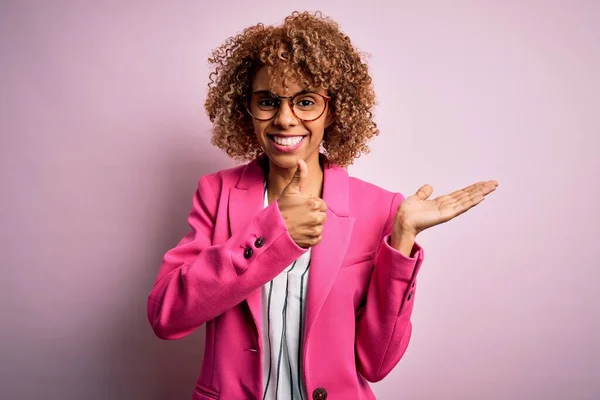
[283,158,308,194]
[414,184,433,200]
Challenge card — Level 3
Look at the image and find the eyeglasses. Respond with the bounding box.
[244,90,331,122]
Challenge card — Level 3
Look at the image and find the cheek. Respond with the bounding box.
[252,120,267,138]
[307,123,326,141]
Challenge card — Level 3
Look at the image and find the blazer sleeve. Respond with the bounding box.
[147,176,306,340]
[354,192,425,382]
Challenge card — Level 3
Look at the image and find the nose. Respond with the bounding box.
[272,98,298,128]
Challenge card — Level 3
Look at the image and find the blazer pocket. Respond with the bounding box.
[194,383,219,400]
[341,250,376,268]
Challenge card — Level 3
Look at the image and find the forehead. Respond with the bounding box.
[251,66,324,95]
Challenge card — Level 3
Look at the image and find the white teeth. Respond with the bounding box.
[272,136,304,146]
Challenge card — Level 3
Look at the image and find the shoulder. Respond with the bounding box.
[199,163,247,189]
[346,174,405,236]
[192,162,250,212]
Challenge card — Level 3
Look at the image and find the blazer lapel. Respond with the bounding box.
[228,156,267,339]
[304,161,355,345]
[226,155,356,350]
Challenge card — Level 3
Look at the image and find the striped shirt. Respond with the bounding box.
[261,184,311,400]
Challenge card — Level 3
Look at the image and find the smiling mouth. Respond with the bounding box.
[268,135,306,147]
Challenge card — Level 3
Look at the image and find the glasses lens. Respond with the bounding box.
[292,93,326,121]
[249,92,279,120]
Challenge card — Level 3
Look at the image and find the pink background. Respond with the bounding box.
[1,1,598,399]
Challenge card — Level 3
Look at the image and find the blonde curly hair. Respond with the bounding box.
[204,11,378,168]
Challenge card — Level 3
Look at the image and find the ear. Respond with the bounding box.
[324,109,336,128]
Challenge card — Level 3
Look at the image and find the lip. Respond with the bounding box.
[267,133,307,138]
[267,134,307,153]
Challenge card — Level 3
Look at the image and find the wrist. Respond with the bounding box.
[390,230,417,257]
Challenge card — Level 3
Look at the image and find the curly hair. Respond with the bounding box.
[204,11,378,168]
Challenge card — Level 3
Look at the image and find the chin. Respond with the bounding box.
[265,152,302,170]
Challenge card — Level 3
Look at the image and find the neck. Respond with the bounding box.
[265,155,324,202]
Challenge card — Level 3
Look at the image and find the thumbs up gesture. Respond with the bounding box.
[277,159,328,248]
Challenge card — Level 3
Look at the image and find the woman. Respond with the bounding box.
[147,11,498,400]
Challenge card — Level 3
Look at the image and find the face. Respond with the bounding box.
[249,66,334,170]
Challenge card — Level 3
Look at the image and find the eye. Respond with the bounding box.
[294,94,320,110]
[259,99,276,107]
[256,96,279,109]
[297,99,315,107]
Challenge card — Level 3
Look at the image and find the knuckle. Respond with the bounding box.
[313,212,326,225]
[320,200,328,210]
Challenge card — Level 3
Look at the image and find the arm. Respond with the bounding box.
[147,176,306,340]
[354,193,424,382]
[355,178,497,381]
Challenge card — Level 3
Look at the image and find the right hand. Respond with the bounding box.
[276,159,327,248]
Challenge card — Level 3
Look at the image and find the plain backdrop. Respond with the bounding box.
[1,1,598,399]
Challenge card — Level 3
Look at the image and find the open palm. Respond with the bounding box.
[395,180,499,236]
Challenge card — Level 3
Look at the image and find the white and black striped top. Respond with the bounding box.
[261,184,311,400]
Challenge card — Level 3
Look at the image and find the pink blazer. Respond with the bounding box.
[147,155,425,400]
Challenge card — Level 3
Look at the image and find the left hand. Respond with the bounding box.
[393,180,499,240]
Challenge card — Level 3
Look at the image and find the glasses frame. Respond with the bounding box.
[243,90,331,122]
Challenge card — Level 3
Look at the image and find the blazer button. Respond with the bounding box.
[407,291,414,301]
[312,387,327,400]
[244,247,253,259]
[254,237,265,248]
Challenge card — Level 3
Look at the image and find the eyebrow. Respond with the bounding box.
[250,89,315,97]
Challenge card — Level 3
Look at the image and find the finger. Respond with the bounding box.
[440,187,489,220]
[445,181,484,199]
[451,194,485,217]
[311,225,323,237]
[310,198,328,212]
[445,180,498,199]
[438,181,497,206]
[318,199,328,212]
[309,235,322,247]
[440,188,484,209]
[455,182,497,203]
[283,158,308,194]
[312,211,327,226]
[413,184,433,200]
